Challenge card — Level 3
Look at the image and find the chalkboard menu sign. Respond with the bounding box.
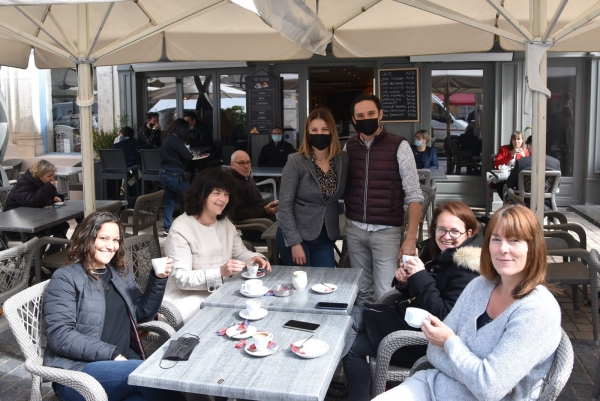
[246,75,280,135]
[378,68,420,122]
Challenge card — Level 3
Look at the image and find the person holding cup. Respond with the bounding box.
[373,204,561,401]
[42,212,185,401]
[494,130,529,169]
[277,108,349,267]
[164,169,270,323]
[341,201,482,401]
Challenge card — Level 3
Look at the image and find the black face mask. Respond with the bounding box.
[308,134,332,151]
[354,118,380,136]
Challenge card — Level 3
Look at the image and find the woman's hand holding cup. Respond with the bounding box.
[422,314,455,348]
[398,256,425,279]
[248,256,271,272]
[221,259,246,277]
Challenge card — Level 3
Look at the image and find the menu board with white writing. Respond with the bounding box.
[246,75,279,135]
[378,68,420,122]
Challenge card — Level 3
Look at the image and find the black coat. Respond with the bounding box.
[43,263,167,371]
[229,169,269,221]
[258,141,295,167]
[113,137,152,168]
[4,170,64,211]
[363,234,483,367]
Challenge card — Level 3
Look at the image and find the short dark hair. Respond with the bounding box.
[184,169,234,219]
[350,94,382,116]
[146,112,159,121]
[526,135,532,145]
[271,126,283,134]
[120,126,135,138]
[184,111,197,121]
[66,211,127,278]
[168,118,191,144]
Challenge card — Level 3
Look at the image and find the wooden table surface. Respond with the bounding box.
[129,306,352,401]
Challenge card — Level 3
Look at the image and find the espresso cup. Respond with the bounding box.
[405,307,429,329]
[241,279,263,295]
[292,271,307,290]
[252,332,273,351]
[151,257,168,275]
[245,299,261,316]
[247,262,259,278]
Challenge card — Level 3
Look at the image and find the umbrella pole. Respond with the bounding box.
[77,4,96,217]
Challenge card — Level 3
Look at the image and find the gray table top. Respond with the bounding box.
[129,307,352,401]
[0,200,120,233]
[201,265,361,315]
[430,168,447,180]
[54,166,82,177]
[262,219,345,241]
[569,205,600,228]
[251,167,283,177]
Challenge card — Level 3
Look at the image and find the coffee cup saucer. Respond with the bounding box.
[291,339,329,359]
[241,270,265,279]
[225,324,257,339]
[311,283,338,294]
[239,308,268,321]
[245,342,279,357]
[240,286,269,298]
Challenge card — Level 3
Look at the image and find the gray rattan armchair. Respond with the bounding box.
[233,217,275,262]
[120,190,164,248]
[124,234,183,341]
[408,329,573,401]
[506,170,561,211]
[0,237,39,333]
[368,290,429,398]
[4,280,108,401]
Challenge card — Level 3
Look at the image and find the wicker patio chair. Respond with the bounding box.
[368,290,429,398]
[124,234,183,341]
[120,190,164,249]
[4,280,108,401]
[0,238,39,333]
[408,329,573,401]
[506,170,561,211]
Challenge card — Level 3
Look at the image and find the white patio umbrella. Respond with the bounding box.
[0,0,331,215]
[318,0,600,222]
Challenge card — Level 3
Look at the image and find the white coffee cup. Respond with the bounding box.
[499,165,509,173]
[245,299,261,317]
[405,307,430,329]
[292,271,307,290]
[247,262,259,278]
[252,332,273,351]
[241,279,263,295]
[151,257,168,275]
[402,255,415,264]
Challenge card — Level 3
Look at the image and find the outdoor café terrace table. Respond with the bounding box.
[201,265,362,315]
[54,166,83,198]
[128,306,352,401]
[251,166,284,177]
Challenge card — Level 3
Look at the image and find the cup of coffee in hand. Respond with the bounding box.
[151,257,168,275]
[405,307,429,329]
[252,332,273,351]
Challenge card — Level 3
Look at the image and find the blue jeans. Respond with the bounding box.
[342,306,376,401]
[276,225,335,267]
[160,171,189,232]
[54,360,186,401]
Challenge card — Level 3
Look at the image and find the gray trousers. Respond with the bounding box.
[345,218,400,304]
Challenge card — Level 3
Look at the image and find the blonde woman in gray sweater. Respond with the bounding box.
[374,204,561,401]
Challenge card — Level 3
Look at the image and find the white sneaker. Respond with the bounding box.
[161,231,169,238]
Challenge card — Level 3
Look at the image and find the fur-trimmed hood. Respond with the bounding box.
[434,233,483,274]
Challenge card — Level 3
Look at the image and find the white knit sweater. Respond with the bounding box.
[426,276,561,401]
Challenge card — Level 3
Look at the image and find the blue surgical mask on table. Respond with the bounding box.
[414,140,423,147]
[272,134,282,142]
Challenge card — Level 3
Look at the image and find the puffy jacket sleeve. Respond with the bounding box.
[132,272,167,324]
[43,269,115,362]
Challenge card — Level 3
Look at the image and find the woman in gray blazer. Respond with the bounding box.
[276,108,349,267]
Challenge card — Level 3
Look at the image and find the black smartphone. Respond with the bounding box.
[315,302,349,310]
[283,320,320,332]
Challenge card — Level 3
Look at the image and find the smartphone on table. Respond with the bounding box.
[283,320,320,332]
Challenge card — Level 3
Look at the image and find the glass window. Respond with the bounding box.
[147,76,177,139]
[183,74,214,140]
[220,74,247,147]
[547,67,575,177]
[281,73,299,147]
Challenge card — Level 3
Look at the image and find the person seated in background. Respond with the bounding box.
[163,169,270,323]
[505,135,561,208]
[341,201,482,401]
[4,159,68,253]
[229,150,278,222]
[410,129,438,169]
[184,111,213,153]
[42,211,185,401]
[373,205,561,401]
[494,130,529,169]
[113,126,153,168]
[137,111,162,148]
[258,126,296,167]
[457,124,480,156]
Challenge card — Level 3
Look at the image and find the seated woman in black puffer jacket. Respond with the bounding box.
[341,201,483,401]
[43,211,186,401]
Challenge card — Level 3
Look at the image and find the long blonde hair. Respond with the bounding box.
[298,108,341,160]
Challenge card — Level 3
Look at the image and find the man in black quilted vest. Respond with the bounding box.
[345,94,424,304]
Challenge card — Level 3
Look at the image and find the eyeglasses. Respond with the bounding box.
[233,161,252,167]
[435,227,466,238]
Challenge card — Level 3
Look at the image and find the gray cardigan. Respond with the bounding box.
[425,276,561,401]
[278,151,349,247]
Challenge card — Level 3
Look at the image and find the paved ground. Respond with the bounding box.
[1,207,599,400]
